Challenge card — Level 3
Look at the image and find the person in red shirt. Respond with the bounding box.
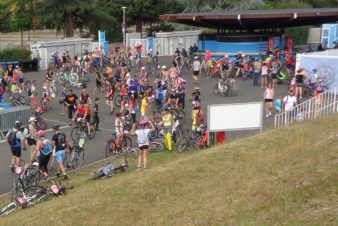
[73,100,92,135]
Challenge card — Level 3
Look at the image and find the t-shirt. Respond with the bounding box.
[52,133,67,151]
[65,94,78,107]
[192,61,201,72]
[93,103,99,117]
[283,95,298,111]
[135,129,150,147]
[156,87,163,100]
[129,79,138,92]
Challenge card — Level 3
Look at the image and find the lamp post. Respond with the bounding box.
[122,6,127,47]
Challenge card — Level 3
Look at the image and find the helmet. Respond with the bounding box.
[194,56,198,60]
[194,87,200,90]
[161,65,167,69]
[192,100,201,108]
[139,119,148,126]
[15,121,22,127]
[37,130,45,137]
[52,124,60,130]
[28,117,36,123]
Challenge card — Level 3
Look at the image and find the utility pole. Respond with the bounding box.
[122,6,127,47]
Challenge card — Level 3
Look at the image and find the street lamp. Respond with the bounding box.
[122,6,127,47]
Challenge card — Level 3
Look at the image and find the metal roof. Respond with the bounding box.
[159,8,338,30]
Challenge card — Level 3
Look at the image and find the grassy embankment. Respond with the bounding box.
[0,115,337,226]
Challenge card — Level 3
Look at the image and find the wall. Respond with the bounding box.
[30,38,92,70]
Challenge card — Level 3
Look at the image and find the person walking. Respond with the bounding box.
[130,120,155,171]
[64,89,78,125]
[36,130,52,179]
[51,124,70,180]
[6,121,26,168]
[253,59,261,86]
[192,56,201,84]
[93,97,100,131]
[264,83,275,117]
[26,117,37,164]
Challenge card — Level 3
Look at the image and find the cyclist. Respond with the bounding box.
[36,130,52,179]
[159,107,175,152]
[93,97,100,131]
[65,89,78,125]
[6,121,26,168]
[114,112,123,146]
[51,124,70,180]
[73,100,92,136]
[130,119,155,171]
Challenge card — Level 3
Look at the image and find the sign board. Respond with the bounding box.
[207,102,263,132]
[98,31,105,43]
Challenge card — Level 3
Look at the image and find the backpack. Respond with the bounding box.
[7,129,18,146]
[57,133,66,150]
[27,87,32,97]
[41,138,52,155]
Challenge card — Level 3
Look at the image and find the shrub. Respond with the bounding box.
[0,48,31,62]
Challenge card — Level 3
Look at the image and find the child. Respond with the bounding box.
[31,91,38,110]
[274,96,282,113]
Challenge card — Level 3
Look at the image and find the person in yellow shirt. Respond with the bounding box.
[140,94,148,120]
[160,108,175,151]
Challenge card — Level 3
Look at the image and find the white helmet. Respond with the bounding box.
[28,117,36,123]
[161,65,167,69]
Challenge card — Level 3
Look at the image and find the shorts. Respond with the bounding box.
[296,83,303,87]
[193,71,199,76]
[271,73,277,79]
[85,115,91,123]
[11,147,21,158]
[261,74,268,77]
[55,150,65,164]
[27,137,36,146]
[96,80,102,88]
[265,99,273,103]
[139,145,149,150]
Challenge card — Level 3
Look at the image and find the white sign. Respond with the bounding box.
[207,102,263,132]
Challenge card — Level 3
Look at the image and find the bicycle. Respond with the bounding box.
[33,110,47,130]
[10,161,41,202]
[105,132,132,158]
[10,93,26,106]
[0,184,46,216]
[175,129,200,153]
[89,153,129,180]
[194,125,215,149]
[71,118,96,142]
[65,133,85,169]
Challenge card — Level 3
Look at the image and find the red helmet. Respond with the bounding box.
[139,119,148,126]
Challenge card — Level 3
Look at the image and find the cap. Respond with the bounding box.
[52,124,60,130]
[28,117,36,123]
[139,119,148,126]
[37,130,45,137]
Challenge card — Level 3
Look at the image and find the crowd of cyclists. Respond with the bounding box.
[2,40,330,191]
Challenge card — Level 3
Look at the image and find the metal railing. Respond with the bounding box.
[0,106,31,139]
[275,88,338,128]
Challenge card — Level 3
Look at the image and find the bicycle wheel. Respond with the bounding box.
[175,125,184,139]
[105,141,116,158]
[70,147,84,169]
[176,137,188,153]
[71,127,81,142]
[114,95,122,108]
[149,141,164,152]
[89,171,105,180]
[122,136,132,147]
[23,185,49,205]
[209,132,215,145]
[36,118,47,130]
[124,147,138,158]
[195,136,206,149]
[70,73,79,84]
[177,110,185,124]
[0,203,17,216]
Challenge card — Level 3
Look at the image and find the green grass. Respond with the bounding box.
[1,115,338,226]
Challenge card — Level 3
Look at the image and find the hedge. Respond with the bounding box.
[0,48,31,62]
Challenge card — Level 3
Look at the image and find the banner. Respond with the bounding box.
[299,56,338,91]
[267,37,274,52]
[285,37,293,52]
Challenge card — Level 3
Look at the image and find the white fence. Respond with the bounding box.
[274,89,338,128]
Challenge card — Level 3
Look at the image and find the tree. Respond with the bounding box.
[40,0,96,37]
[178,0,265,12]
[126,0,182,34]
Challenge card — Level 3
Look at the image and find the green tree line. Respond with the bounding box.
[0,0,336,43]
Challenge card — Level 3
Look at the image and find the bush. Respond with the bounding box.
[0,48,31,62]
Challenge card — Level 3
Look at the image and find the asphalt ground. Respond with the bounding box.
[0,56,289,195]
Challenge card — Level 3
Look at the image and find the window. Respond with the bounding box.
[322,29,329,37]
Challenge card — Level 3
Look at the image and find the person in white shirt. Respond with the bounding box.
[264,83,275,117]
[282,89,298,122]
[130,120,155,171]
[192,56,201,84]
